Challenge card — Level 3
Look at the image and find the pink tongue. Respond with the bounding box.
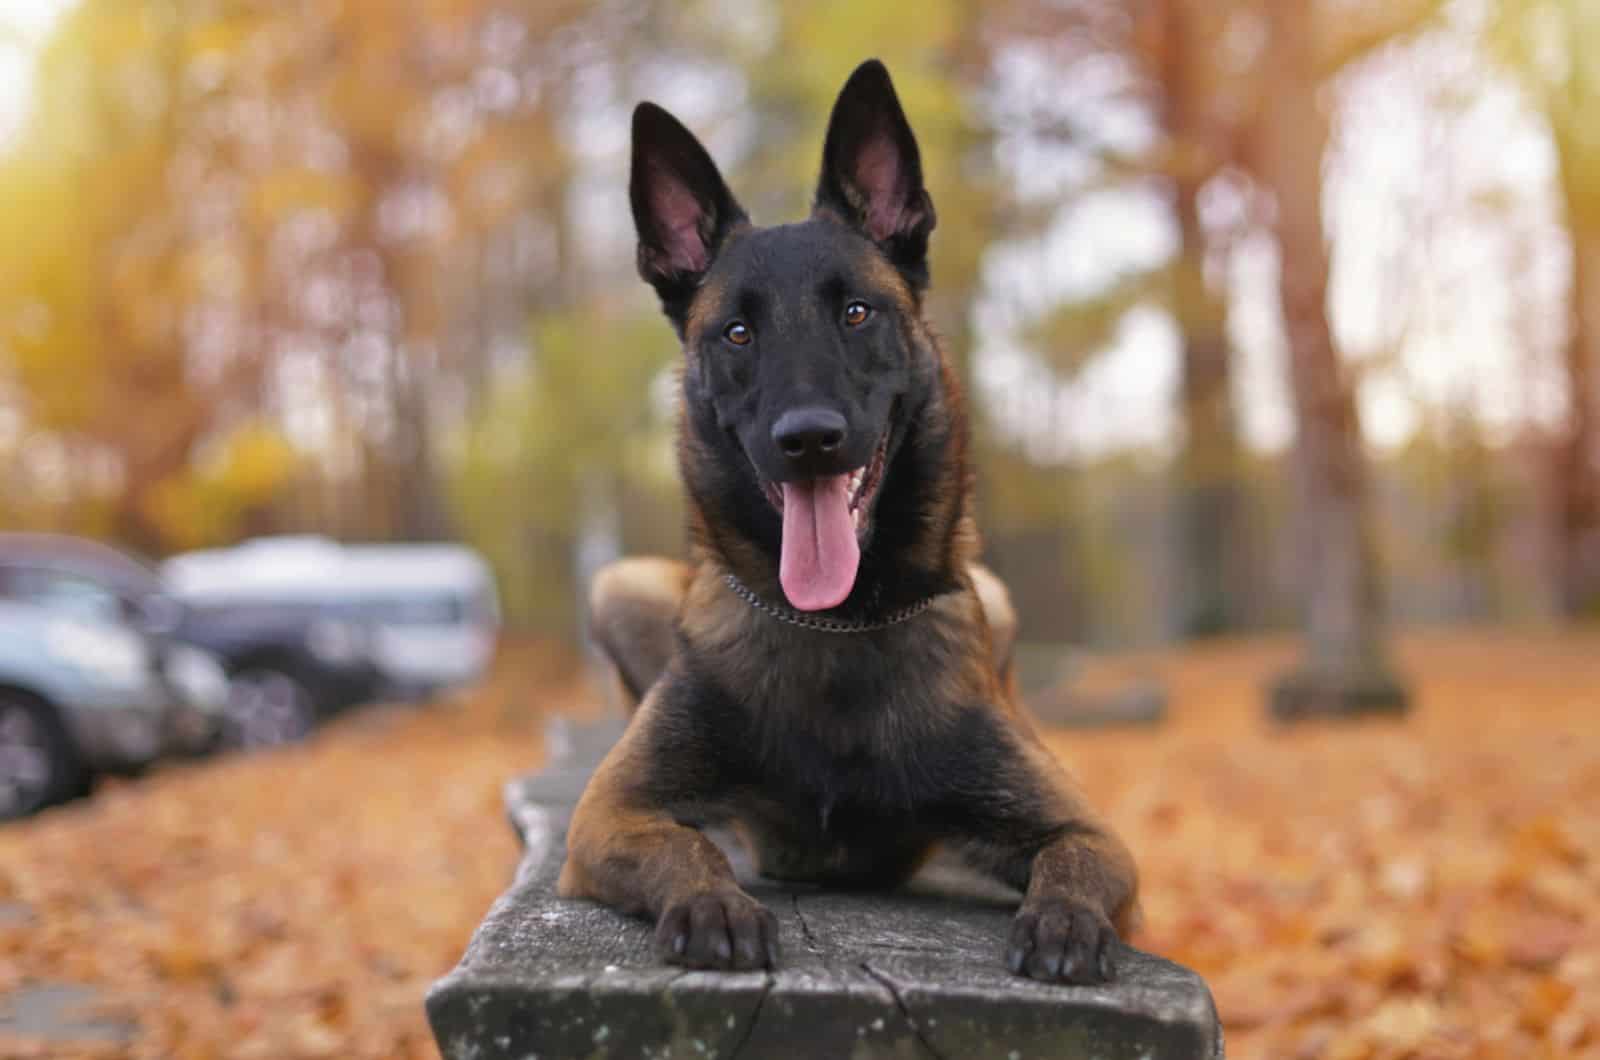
[779,474,860,611]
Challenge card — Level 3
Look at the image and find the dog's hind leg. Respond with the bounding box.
[588,557,691,714]
[969,563,1018,680]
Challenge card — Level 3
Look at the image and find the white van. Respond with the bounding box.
[164,537,500,700]
[338,545,500,697]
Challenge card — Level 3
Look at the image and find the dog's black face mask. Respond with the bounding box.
[629,60,939,613]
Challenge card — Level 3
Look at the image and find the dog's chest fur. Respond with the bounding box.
[658,585,1016,885]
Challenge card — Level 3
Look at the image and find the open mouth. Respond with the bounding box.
[749,425,892,612]
[759,428,889,535]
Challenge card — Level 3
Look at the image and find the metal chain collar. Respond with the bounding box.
[720,571,939,633]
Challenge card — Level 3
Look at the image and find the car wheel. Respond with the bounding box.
[0,693,84,821]
[222,669,317,749]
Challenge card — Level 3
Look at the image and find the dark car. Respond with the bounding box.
[0,535,382,748]
[0,598,227,819]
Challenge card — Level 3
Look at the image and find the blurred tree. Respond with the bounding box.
[1250,1,1423,715]
[450,306,677,630]
[0,1,285,550]
[1009,0,1438,646]
[981,0,1255,640]
[734,0,995,370]
[146,422,299,549]
[0,0,1571,648]
[0,0,598,570]
[439,0,704,630]
[1140,0,1251,638]
[1488,0,1600,617]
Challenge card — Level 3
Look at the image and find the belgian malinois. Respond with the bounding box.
[559,59,1138,984]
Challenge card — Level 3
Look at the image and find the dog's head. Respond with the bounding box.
[631,60,963,613]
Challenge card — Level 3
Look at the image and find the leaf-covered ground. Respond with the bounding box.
[1,630,1596,1059]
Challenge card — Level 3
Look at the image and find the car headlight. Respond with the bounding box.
[46,620,149,685]
[166,647,230,712]
[306,619,367,664]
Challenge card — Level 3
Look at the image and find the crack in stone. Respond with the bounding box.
[791,893,823,956]
[861,962,950,1060]
[724,972,774,1060]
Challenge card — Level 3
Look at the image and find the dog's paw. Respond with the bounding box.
[1006,898,1118,984]
[655,890,780,970]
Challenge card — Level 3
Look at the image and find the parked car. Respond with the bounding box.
[0,534,381,748]
[164,537,500,700]
[0,598,227,820]
[336,545,500,698]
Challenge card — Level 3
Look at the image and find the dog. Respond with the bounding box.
[558,59,1138,984]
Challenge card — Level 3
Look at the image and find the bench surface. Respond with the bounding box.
[427,719,1223,1060]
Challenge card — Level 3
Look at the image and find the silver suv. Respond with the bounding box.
[0,599,227,820]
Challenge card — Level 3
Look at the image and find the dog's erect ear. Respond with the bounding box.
[631,102,747,324]
[814,60,936,285]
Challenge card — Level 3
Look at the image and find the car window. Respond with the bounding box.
[385,595,463,625]
[2,567,127,625]
[340,595,467,626]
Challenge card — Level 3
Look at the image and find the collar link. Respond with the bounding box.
[720,571,939,633]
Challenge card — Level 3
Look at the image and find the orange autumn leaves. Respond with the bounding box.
[0,641,583,1060]
[1051,632,1600,1059]
[1,631,1597,1059]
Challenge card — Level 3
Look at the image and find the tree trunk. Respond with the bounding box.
[1253,2,1407,716]
[1553,218,1600,617]
[1150,0,1249,637]
[1172,175,1245,637]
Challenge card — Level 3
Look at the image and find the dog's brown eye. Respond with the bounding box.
[844,301,872,327]
[724,321,751,346]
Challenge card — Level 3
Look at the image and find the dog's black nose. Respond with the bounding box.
[772,407,847,465]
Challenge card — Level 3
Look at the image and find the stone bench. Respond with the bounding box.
[427,719,1223,1059]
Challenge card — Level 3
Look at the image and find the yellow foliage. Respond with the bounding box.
[215,424,298,499]
[250,170,360,226]
[182,16,258,62]
[144,424,299,550]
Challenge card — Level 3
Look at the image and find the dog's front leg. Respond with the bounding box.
[557,684,779,970]
[1001,822,1138,984]
[953,733,1139,984]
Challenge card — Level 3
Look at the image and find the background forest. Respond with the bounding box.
[3,5,1600,1059]
[3,0,1597,650]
